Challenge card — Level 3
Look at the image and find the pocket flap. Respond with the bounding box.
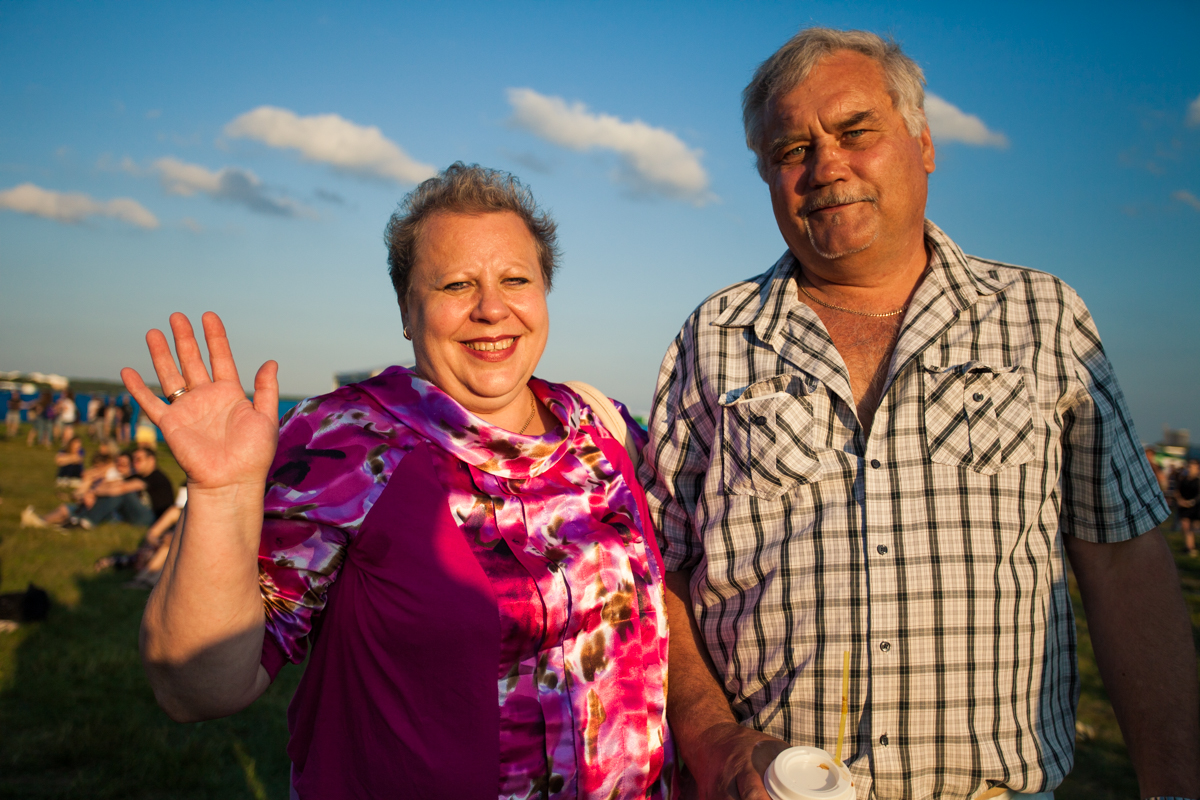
[721,376,823,498]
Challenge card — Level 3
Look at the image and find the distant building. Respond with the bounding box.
[0,371,69,390]
[1161,426,1190,452]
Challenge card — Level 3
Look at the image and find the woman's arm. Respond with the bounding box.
[142,483,271,721]
[123,312,279,722]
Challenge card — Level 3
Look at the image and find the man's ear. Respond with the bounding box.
[920,125,936,174]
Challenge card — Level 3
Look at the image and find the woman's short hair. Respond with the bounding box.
[384,162,560,301]
[742,27,927,179]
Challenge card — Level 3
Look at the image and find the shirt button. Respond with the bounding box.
[870,459,881,469]
[972,392,984,402]
[547,561,559,572]
[879,641,891,652]
[752,415,768,426]
[879,733,889,746]
[877,544,889,555]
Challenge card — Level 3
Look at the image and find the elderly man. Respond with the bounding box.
[642,27,1199,800]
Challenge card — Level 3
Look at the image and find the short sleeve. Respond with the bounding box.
[258,388,415,679]
[639,314,718,572]
[1059,293,1169,542]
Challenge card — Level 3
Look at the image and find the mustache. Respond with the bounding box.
[800,192,877,217]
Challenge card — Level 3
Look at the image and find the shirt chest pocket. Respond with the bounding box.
[923,361,1037,475]
[720,375,824,500]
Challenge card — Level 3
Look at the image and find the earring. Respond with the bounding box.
[403,326,412,340]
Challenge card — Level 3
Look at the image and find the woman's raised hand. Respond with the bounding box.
[121,312,279,492]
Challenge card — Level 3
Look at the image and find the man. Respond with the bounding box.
[641,27,1199,800]
[24,446,173,529]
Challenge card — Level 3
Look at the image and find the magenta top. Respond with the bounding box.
[257,367,675,799]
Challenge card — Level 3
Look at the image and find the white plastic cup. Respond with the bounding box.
[763,746,855,800]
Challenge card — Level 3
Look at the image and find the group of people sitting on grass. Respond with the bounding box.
[21,441,185,589]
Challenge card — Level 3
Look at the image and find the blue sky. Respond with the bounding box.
[2,0,1198,439]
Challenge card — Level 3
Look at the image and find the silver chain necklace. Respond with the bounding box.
[798,275,908,318]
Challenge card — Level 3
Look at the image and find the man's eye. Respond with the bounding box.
[777,144,806,162]
[443,281,470,291]
[845,129,866,139]
[504,277,530,286]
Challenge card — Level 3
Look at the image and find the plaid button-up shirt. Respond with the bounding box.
[640,220,1168,800]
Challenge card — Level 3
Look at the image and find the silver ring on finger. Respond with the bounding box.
[165,386,190,404]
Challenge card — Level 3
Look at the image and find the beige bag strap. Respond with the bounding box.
[563,381,639,465]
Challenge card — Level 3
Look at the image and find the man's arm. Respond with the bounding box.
[1065,529,1200,797]
[93,477,145,497]
[665,569,790,800]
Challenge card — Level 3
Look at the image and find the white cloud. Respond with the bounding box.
[224,106,436,184]
[0,183,158,229]
[1172,189,1200,212]
[925,94,1009,148]
[506,88,713,205]
[1187,94,1200,128]
[152,157,307,217]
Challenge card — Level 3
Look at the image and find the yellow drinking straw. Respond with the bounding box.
[835,649,850,763]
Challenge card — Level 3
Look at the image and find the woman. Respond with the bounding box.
[55,435,85,488]
[124,164,674,799]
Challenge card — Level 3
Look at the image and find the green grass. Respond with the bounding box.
[0,427,1197,798]
[1062,520,1200,800]
[0,430,301,799]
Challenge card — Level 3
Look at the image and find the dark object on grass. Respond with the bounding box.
[0,583,50,622]
[94,551,137,572]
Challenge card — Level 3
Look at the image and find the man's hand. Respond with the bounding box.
[1066,529,1200,797]
[689,721,791,800]
[664,570,792,799]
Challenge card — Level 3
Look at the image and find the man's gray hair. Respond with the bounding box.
[384,162,559,301]
[742,27,927,179]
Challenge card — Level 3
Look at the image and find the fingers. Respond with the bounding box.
[121,367,168,426]
[202,311,242,385]
[146,328,186,393]
[253,360,279,422]
[169,312,212,389]
[734,769,771,800]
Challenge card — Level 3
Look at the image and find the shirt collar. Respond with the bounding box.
[712,219,1001,337]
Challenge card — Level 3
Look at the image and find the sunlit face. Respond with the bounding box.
[400,211,549,418]
[762,50,935,265]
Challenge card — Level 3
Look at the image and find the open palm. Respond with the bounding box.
[122,312,279,491]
